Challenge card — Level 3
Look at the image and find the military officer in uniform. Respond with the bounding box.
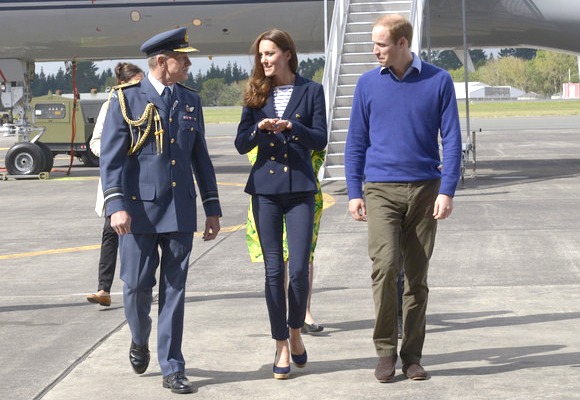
[99,27,221,394]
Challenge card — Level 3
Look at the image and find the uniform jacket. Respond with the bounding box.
[99,76,221,233]
[235,75,327,195]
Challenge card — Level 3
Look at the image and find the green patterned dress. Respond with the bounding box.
[246,148,326,262]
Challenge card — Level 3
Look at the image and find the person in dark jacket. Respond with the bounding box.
[99,27,222,394]
[235,28,327,380]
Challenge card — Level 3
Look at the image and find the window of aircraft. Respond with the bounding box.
[35,103,66,119]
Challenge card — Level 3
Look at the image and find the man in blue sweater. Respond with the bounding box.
[345,14,462,382]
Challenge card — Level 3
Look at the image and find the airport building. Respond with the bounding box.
[453,81,526,101]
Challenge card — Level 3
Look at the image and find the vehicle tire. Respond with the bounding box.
[5,142,46,175]
[35,141,54,172]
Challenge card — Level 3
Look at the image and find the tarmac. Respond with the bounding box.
[1,116,580,400]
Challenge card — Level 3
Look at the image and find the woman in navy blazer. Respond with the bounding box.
[235,28,327,380]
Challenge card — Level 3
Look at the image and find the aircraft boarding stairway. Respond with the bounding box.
[321,0,424,181]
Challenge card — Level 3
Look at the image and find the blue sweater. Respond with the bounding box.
[345,59,462,199]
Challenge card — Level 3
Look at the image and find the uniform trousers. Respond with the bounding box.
[364,180,439,366]
[97,216,118,292]
[252,192,314,340]
[119,231,193,376]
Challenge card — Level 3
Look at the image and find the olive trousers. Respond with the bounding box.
[364,180,439,366]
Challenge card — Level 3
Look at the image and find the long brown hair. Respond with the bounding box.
[243,28,298,109]
[114,62,144,85]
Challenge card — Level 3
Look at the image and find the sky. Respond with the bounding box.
[36,55,255,76]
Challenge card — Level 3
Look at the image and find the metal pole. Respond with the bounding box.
[426,0,431,62]
[462,0,471,150]
[324,0,328,55]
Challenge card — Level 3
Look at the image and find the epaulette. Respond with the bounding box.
[109,80,140,100]
[177,82,198,92]
[113,81,140,90]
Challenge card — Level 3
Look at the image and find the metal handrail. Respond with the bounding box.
[320,0,350,180]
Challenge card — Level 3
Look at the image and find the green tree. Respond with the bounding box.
[498,48,537,60]
[448,66,479,83]
[424,50,462,70]
[469,49,488,68]
[299,57,325,79]
[218,82,243,106]
[31,67,48,96]
[424,49,487,71]
[312,67,324,83]
[201,78,226,106]
[529,50,579,96]
[476,56,530,92]
[99,68,115,91]
[74,61,100,92]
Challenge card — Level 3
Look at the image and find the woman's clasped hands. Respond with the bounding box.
[258,118,293,133]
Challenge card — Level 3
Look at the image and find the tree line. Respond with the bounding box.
[30,49,577,104]
[30,57,325,107]
[425,48,579,97]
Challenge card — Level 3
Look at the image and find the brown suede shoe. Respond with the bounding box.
[403,363,427,380]
[375,355,397,382]
[86,291,111,306]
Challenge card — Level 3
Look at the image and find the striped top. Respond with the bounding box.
[273,85,294,118]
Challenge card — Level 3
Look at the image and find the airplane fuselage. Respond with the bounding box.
[2,0,580,66]
[0,0,329,61]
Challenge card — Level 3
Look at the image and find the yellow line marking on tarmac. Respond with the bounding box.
[0,244,101,260]
[0,191,336,260]
[50,176,99,181]
[322,192,335,209]
[0,224,247,260]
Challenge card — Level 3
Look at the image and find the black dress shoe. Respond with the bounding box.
[301,322,324,334]
[129,340,150,374]
[163,371,194,394]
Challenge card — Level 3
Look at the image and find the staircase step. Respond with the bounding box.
[322,0,416,181]
[350,1,412,12]
[334,95,354,107]
[338,74,362,85]
[336,85,356,97]
[346,21,374,33]
[343,41,374,52]
[327,141,346,154]
[332,106,352,119]
[349,10,411,23]
[323,165,346,180]
[324,152,345,167]
[340,63,376,75]
[329,129,348,142]
[342,52,377,64]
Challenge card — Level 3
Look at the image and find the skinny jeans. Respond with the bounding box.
[365,180,439,366]
[252,192,314,340]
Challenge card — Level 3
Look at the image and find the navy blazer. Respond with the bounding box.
[235,75,327,195]
[99,77,221,233]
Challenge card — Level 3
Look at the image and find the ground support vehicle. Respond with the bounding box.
[2,92,106,176]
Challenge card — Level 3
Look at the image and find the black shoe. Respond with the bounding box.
[163,371,194,394]
[129,340,150,374]
[291,350,308,368]
[301,322,324,334]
